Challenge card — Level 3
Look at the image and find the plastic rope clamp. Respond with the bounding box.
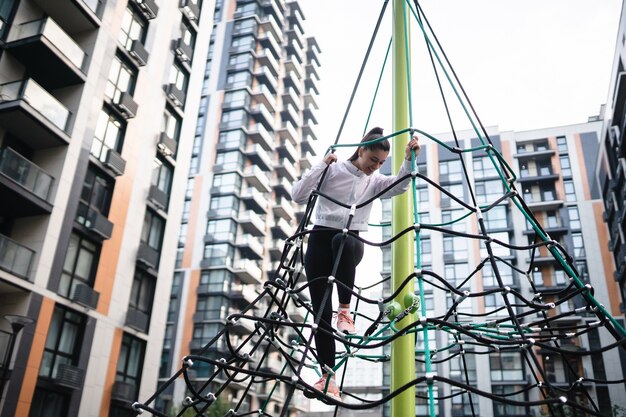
[342,228,348,235]
[183,397,193,406]
[560,396,568,404]
[327,276,335,283]
[415,268,422,277]
[183,357,194,368]
[131,403,143,414]
[411,170,418,178]
[205,393,216,401]
[475,207,483,220]
[349,205,356,217]
[425,372,436,384]
[414,223,421,233]
[378,298,386,312]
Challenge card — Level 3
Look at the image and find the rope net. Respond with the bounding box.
[133,1,626,416]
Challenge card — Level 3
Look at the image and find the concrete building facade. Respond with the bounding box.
[0,0,211,416]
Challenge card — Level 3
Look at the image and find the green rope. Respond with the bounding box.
[364,37,393,136]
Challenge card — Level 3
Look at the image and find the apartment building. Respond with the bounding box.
[379,122,626,417]
[156,0,319,415]
[0,0,211,416]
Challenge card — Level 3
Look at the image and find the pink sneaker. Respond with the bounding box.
[313,374,341,402]
[336,310,357,335]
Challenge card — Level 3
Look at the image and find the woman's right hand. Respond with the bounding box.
[324,153,337,165]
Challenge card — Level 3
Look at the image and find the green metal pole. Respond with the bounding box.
[391,1,415,416]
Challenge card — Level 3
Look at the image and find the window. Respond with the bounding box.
[484,293,508,316]
[0,0,17,40]
[105,54,137,103]
[218,129,246,149]
[141,210,165,251]
[490,352,524,381]
[169,62,189,92]
[200,270,232,292]
[571,232,585,257]
[40,306,86,379]
[91,108,125,162]
[556,135,567,152]
[492,385,526,416]
[560,155,572,177]
[214,150,244,171]
[181,200,191,222]
[116,334,146,398]
[162,107,182,142]
[192,323,223,347]
[220,109,247,130]
[439,159,463,182]
[540,184,556,201]
[451,389,479,417]
[196,295,228,320]
[568,206,581,229]
[119,7,147,50]
[481,261,515,287]
[151,156,174,196]
[129,269,155,320]
[77,167,113,225]
[206,219,236,241]
[202,243,234,266]
[212,172,242,194]
[416,187,429,211]
[443,236,468,261]
[476,179,504,205]
[420,239,431,265]
[223,89,249,108]
[226,71,252,89]
[449,353,476,382]
[180,19,196,51]
[563,179,576,202]
[29,387,69,417]
[59,233,99,298]
[209,195,239,217]
[441,183,464,207]
[480,231,511,257]
[483,206,508,229]
[445,263,469,289]
[442,209,466,232]
[234,2,260,15]
[230,35,254,52]
[228,52,254,70]
[233,18,257,35]
[473,155,498,179]
[545,210,559,228]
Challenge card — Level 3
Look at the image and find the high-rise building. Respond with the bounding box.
[598,0,626,322]
[379,121,626,417]
[0,0,211,416]
[157,0,319,414]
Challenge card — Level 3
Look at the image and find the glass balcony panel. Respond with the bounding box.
[0,147,54,201]
[0,233,35,278]
[0,80,70,131]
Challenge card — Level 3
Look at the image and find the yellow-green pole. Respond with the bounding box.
[391,1,415,416]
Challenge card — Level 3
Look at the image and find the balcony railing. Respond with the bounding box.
[0,147,54,201]
[0,233,35,279]
[10,18,87,71]
[0,79,71,132]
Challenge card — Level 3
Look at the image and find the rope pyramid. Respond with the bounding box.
[133,1,626,416]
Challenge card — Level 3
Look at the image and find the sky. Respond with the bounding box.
[292,2,622,408]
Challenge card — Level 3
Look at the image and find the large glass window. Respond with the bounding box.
[445,263,469,289]
[129,269,155,320]
[151,156,174,199]
[105,54,137,102]
[59,233,99,298]
[118,7,147,50]
[141,210,165,251]
[162,107,182,141]
[40,306,86,378]
[200,270,232,292]
[206,219,237,241]
[212,172,242,194]
[169,62,189,92]
[91,108,125,162]
[480,231,511,257]
[220,109,247,130]
[563,180,576,202]
[556,135,568,152]
[476,179,504,205]
[228,52,254,70]
[490,352,524,381]
[180,19,196,50]
[116,334,146,395]
[560,155,572,177]
[192,323,223,345]
[482,261,515,287]
[209,195,239,217]
[473,155,498,179]
[233,18,257,35]
[214,150,244,171]
[79,167,113,217]
[196,295,228,320]
[218,129,246,149]
[568,206,581,230]
[443,236,468,261]
[231,35,254,52]
[439,159,463,182]
[203,244,234,267]
[483,206,508,229]
[571,232,585,258]
[223,90,249,108]
[226,71,252,89]
[492,385,526,416]
[441,183,464,207]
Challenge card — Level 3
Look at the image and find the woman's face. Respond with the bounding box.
[355,148,389,175]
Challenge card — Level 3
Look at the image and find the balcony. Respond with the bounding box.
[254,67,278,94]
[257,31,281,60]
[244,167,272,193]
[54,364,85,390]
[180,0,201,21]
[232,260,263,285]
[283,71,302,95]
[305,77,319,95]
[129,40,149,67]
[306,45,321,68]
[280,103,300,126]
[250,103,274,129]
[228,317,256,335]
[277,122,298,146]
[517,170,559,184]
[240,187,269,213]
[238,210,266,236]
[275,158,297,182]
[6,17,87,88]
[269,242,283,261]
[30,0,104,32]
[0,233,35,279]
[514,148,555,160]
[287,6,304,35]
[70,282,100,309]
[524,196,563,212]
[236,235,264,259]
[281,87,301,110]
[273,199,295,221]
[303,106,317,125]
[252,84,277,114]
[76,204,113,240]
[259,0,285,24]
[137,242,159,269]
[157,132,178,157]
[165,83,186,108]
[255,48,280,78]
[231,286,258,308]
[273,177,292,199]
[302,123,318,141]
[306,62,320,83]
[111,381,138,403]
[174,39,193,62]
[125,307,150,333]
[271,217,293,239]
[285,40,304,63]
[133,0,159,20]
[0,79,71,148]
[0,147,54,216]
[112,92,138,119]
[247,121,274,151]
[245,144,273,171]
[276,140,298,163]
[300,152,314,170]
[300,139,315,155]
[148,184,169,210]
[259,14,283,44]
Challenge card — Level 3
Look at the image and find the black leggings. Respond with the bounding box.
[304,226,364,370]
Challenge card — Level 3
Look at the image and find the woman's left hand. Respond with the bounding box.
[405,135,421,160]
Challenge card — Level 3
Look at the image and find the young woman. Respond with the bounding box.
[291,127,420,401]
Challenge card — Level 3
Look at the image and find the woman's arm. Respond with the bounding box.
[375,136,421,198]
[291,153,337,204]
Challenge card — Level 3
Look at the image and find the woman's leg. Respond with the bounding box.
[304,228,337,370]
[331,233,365,306]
